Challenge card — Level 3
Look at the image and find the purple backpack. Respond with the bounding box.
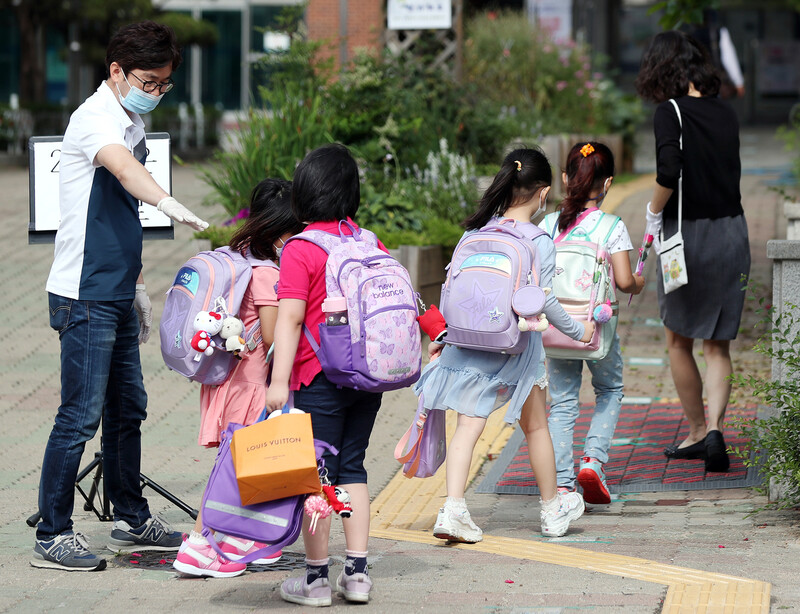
[159,246,278,385]
[201,420,337,563]
[439,218,547,354]
[286,221,422,392]
[394,394,447,478]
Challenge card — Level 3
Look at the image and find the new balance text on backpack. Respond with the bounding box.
[439,218,547,354]
[541,211,619,361]
[286,221,422,392]
[159,246,277,385]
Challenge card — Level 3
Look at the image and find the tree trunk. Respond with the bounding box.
[15,7,47,104]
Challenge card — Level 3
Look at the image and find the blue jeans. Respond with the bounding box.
[547,335,624,490]
[294,374,381,485]
[38,293,150,540]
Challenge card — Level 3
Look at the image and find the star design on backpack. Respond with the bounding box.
[458,282,502,329]
[488,307,504,322]
[575,269,593,291]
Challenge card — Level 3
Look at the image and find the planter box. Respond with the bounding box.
[390,244,446,316]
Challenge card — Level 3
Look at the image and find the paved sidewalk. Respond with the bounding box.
[0,127,798,613]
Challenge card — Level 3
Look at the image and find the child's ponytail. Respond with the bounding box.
[558,142,615,232]
[465,147,552,231]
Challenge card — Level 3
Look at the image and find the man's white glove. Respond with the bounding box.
[157,196,209,231]
[134,284,153,344]
[645,201,663,252]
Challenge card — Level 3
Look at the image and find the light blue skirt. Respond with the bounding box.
[414,333,544,424]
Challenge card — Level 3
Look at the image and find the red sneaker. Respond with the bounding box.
[577,456,611,505]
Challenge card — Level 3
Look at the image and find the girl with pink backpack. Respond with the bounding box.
[172,179,305,578]
[539,142,645,505]
[415,148,594,544]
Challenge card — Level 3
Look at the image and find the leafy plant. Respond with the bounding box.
[775,108,800,201]
[463,11,643,140]
[648,0,716,30]
[730,298,800,510]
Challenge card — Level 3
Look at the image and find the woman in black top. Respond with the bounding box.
[635,31,750,472]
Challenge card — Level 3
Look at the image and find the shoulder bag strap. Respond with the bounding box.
[666,99,683,239]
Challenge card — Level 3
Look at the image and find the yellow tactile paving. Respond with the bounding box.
[371,401,771,613]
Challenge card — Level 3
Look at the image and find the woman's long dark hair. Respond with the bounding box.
[464,147,552,231]
[229,178,304,261]
[558,142,615,232]
[635,30,720,103]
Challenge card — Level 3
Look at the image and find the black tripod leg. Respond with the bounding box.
[75,452,113,521]
[26,451,112,526]
[139,473,198,520]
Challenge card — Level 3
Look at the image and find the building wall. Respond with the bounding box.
[307,0,384,68]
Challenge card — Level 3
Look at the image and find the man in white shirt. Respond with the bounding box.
[33,21,208,572]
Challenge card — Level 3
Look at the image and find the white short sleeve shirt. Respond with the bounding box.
[46,82,147,300]
[539,209,633,255]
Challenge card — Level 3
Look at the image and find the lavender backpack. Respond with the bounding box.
[286,221,422,392]
[159,246,277,385]
[201,420,337,564]
[439,218,548,354]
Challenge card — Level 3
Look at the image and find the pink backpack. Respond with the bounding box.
[286,221,422,392]
[159,246,277,385]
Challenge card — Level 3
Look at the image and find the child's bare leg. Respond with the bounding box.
[445,414,487,498]
[340,483,369,551]
[519,386,558,501]
[302,514,331,560]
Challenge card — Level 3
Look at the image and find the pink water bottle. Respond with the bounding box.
[322,296,348,326]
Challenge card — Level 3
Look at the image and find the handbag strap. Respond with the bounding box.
[666,98,683,238]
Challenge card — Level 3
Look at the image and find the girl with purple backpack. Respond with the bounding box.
[173,178,304,579]
[416,147,594,544]
[265,144,391,607]
[539,142,645,506]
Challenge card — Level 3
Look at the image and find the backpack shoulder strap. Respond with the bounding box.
[594,212,622,245]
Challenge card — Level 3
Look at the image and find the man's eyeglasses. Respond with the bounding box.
[128,71,174,95]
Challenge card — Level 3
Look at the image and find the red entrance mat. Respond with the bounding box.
[476,403,762,495]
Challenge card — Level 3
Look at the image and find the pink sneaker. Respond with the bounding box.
[172,541,247,578]
[218,535,282,564]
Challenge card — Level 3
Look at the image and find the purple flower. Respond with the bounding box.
[556,81,568,91]
[223,208,250,226]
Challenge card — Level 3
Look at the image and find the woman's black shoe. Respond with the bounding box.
[663,438,707,460]
[704,430,730,472]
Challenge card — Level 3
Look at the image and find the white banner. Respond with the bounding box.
[387,0,452,31]
[528,0,572,43]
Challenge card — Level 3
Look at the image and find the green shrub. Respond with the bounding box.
[463,11,643,139]
[730,299,800,510]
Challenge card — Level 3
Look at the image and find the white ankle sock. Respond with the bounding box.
[540,496,560,514]
[188,530,209,545]
[445,496,467,510]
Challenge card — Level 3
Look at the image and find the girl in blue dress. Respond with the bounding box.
[415,147,594,542]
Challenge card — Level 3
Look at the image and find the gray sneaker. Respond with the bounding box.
[107,514,183,552]
[280,575,332,607]
[336,571,373,603]
[31,532,107,571]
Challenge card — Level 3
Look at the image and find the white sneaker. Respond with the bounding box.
[433,503,483,543]
[540,491,585,537]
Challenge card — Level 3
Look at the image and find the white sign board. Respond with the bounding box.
[528,0,572,44]
[387,0,452,30]
[28,132,174,243]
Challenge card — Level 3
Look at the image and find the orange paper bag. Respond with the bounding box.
[230,410,321,505]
